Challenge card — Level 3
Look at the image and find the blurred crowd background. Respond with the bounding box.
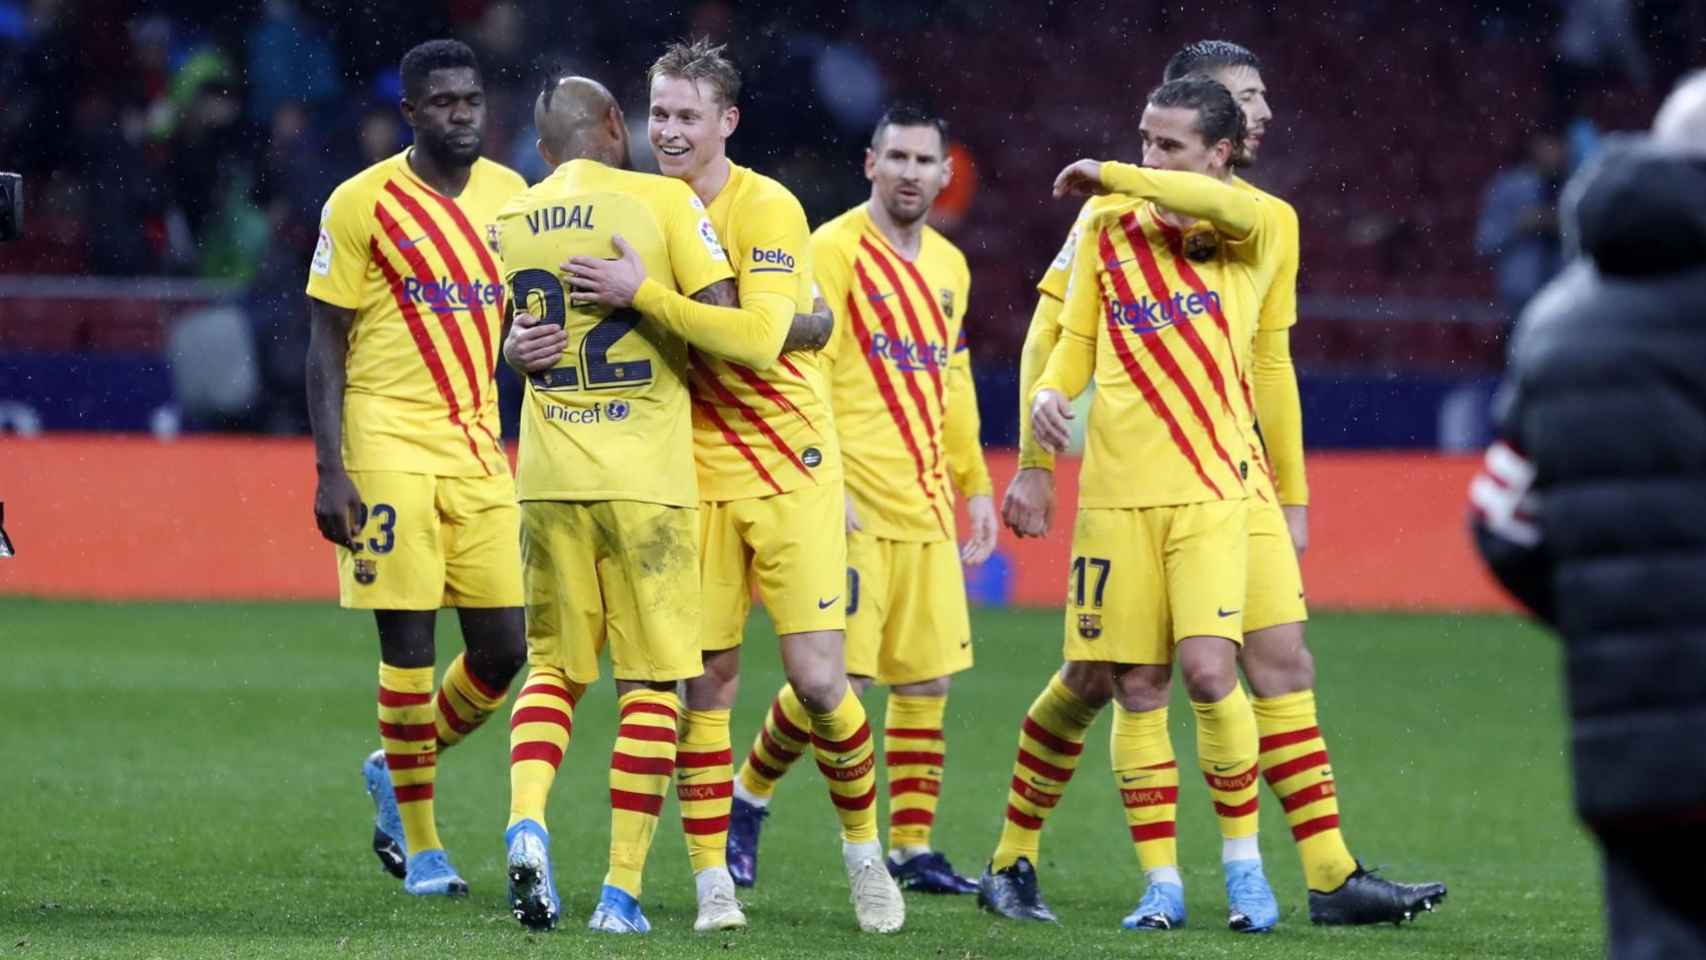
[0,0,1697,445]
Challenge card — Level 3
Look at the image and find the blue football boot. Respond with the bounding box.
[361,749,407,879]
[888,851,979,894]
[1225,859,1280,932]
[403,848,469,897]
[505,819,560,931]
[587,884,651,933]
[1120,881,1187,931]
[726,795,768,888]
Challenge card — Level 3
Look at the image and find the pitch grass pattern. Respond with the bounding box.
[1,600,1599,958]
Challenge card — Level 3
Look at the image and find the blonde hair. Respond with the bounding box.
[648,37,741,110]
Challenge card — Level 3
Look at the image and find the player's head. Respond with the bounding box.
[534,71,630,170]
[1140,76,1247,179]
[648,38,741,181]
[399,39,485,168]
[1164,40,1269,165]
[865,105,952,227]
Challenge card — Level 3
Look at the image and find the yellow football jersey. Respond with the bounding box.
[814,204,991,543]
[1035,166,1290,509]
[306,150,525,477]
[692,162,841,501]
[496,158,733,506]
[1234,177,1308,506]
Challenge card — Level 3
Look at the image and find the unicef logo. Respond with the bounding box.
[606,400,631,422]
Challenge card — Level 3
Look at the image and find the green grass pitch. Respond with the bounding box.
[1,599,1600,958]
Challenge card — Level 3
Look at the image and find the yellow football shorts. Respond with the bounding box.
[844,532,973,685]
[1245,479,1309,633]
[519,499,703,685]
[336,470,523,611]
[1063,500,1248,665]
[700,480,847,651]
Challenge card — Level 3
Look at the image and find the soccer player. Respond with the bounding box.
[637,39,903,934]
[728,106,1000,897]
[982,43,1446,929]
[304,38,526,899]
[493,71,826,935]
[1028,75,1286,932]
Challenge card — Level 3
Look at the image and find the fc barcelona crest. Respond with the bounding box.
[1183,227,1219,262]
[486,223,502,255]
[938,288,955,317]
[1077,613,1102,639]
[354,558,378,585]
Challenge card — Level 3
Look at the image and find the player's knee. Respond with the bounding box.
[895,676,950,698]
[787,663,846,714]
[1112,664,1170,713]
[1060,660,1114,709]
[1179,656,1237,703]
[1240,624,1314,697]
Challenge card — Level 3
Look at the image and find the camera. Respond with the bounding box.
[0,172,22,242]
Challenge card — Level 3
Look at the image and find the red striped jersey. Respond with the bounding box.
[1041,193,1286,508]
[691,163,840,501]
[814,205,991,543]
[306,150,525,477]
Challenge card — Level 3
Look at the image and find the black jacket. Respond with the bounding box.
[1473,138,1706,829]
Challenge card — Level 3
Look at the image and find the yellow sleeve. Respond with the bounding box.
[631,279,791,371]
[1032,223,1100,401]
[810,231,855,366]
[736,192,812,309]
[1016,292,1065,470]
[1257,202,1299,333]
[1253,329,1308,505]
[305,181,370,308]
[663,185,736,296]
[1098,161,1259,240]
[1035,199,1094,301]
[944,284,992,500]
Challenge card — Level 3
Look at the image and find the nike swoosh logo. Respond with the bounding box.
[1212,763,1240,773]
[1217,607,1240,617]
[868,291,895,302]
[818,596,840,610]
[678,770,704,782]
[396,234,428,250]
[1120,772,1152,784]
[1028,777,1051,787]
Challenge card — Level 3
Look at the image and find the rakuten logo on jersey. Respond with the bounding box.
[403,276,502,314]
[1105,290,1222,334]
[868,332,948,372]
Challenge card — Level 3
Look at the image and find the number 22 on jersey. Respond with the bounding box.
[510,267,654,392]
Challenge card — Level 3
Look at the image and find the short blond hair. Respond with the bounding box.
[648,37,741,110]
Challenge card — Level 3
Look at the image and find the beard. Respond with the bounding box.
[882,192,930,227]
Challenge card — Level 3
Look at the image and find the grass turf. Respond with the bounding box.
[0,600,1598,958]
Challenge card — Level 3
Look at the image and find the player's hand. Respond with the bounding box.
[1031,389,1075,454]
[844,494,863,534]
[563,234,646,308]
[961,494,998,565]
[313,468,365,549]
[1053,159,1109,199]
[504,309,568,374]
[1001,467,1056,538]
[1283,504,1309,555]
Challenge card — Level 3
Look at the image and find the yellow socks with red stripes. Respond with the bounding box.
[434,653,508,748]
[678,708,735,873]
[991,674,1099,871]
[885,694,947,853]
[507,667,582,830]
[1254,690,1358,891]
[1193,685,1262,860]
[605,690,680,897]
[806,686,880,843]
[735,684,812,803]
[1112,703,1181,878]
[378,663,441,853]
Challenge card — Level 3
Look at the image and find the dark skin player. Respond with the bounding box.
[305,62,525,682]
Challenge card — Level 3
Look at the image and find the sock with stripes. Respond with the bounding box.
[1112,703,1181,877]
[992,674,1099,871]
[434,653,509,749]
[605,689,680,898]
[377,662,441,854]
[736,684,813,802]
[885,693,948,852]
[1192,684,1262,855]
[806,686,879,843]
[507,667,582,830]
[1254,690,1357,891]
[678,708,734,873]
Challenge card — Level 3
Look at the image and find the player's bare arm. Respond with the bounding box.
[305,297,363,549]
[1053,159,1109,199]
[690,277,739,306]
[503,308,568,374]
[1283,505,1309,554]
[1002,468,1055,539]
[781,297,833,353]
[961,495,998,565]
[1030,389,1075,454]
